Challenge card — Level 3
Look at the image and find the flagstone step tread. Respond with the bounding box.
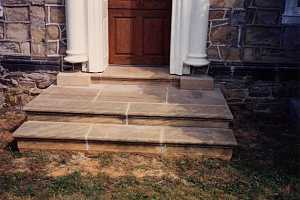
[24,85,233,120]
[91,66,176,81]
[14,121,237,147]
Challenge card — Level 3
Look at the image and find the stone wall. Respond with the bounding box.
[0,0,299,66]
[0,64,57,109]
[0,0,65,58]
[208,0,300,64]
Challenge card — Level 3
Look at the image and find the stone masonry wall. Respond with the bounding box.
[0,0,65,58]
[0,0,299,65]
[208,0,300,64]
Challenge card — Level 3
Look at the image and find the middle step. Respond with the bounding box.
[24,84,233,128]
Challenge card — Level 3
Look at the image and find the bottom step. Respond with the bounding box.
[13,121,237,160]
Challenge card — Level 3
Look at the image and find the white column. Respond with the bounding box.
[183,0,210,68]
[170,0,192,75]
[64,0,88,66]
[86,0,109,73]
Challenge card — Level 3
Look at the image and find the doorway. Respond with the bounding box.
[108,0,172,66]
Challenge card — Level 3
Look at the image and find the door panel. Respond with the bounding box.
[143,18,164,55]
[108,0,172,65]
[108,0,139,9]
[115,18,136,54]
[142,0,172,10]
[109,0,172,10]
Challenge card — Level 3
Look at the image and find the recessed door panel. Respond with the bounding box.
[108,0,172,65]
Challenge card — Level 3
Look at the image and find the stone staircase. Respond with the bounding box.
[13,67,237,160]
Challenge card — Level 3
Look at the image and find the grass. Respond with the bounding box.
[0,151,299,200]
[0,108,299,199]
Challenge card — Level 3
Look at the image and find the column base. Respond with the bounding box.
[64,55,88,64]
[184,57,210,67]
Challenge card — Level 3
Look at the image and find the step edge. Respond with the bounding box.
[24,109,234,121]
[15,137,237,148]
[14,121,237,147]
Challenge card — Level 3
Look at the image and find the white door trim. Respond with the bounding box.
[65,0,210,75]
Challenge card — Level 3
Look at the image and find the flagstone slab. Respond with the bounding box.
[98,84,167,103]
[14,121,237,160]
[14,121,90,140]
[23,84,233,128]
[128,103,233,120]
[168,87,226,105]
[89,124,162,143]
[14,121,237,147]
[95,66,173,80]
[163,127,237,146]
[38,86,101,101]
[25,99,129,116]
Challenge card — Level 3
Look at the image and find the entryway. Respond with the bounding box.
[108,0,172,65]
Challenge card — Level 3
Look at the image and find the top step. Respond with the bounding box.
[24,84,233,128]
[91,66,178,86]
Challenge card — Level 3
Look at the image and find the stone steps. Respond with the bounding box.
[12,68,237,159]
[14,121,237,160]
[90,66,179,86]
[23,85,233,128]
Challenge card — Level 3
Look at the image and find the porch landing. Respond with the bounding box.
[13,68,237,160]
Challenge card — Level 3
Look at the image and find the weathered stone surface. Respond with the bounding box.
[31,42,46,57]
[49,6,65,23]
[0,131,14,149]
[5,7,29,21]
[20,42,31,55]
[207,46,220,60]
[0,42,20,54]
[31,27,46,42]
[169,88,226,105]
[6,23,30,41]
[0,91,5,108]
[99,84,167,103]
[4,0,29,5]
[57,72,91,87]
[254,10,280,25]
[46,25,60,40]
[283,27,300,50]
[245,26,281,47]
[128,103,232,120]
[253,0,283,8]
[209,10,225,20]
[231,10,246,25]
[30,6,45,27]
[13,121,237,160]
[45,0,63,4]
[0,24,4,39]
[210,26,238,45]
[47,41,58,55]
[31,0,45,5]
[210,0,245,8]
[220,47,241,61]
[180,75,214,90]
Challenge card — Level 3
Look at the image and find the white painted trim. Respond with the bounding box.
[65,0,210,75]
[64,0,88,64]
[86,0,109,73]
[184,0,210,67]
[170,0,191,75]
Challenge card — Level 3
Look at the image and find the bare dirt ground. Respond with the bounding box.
[0,104,299,199]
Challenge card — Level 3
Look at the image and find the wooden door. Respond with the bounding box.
[108,0,172,65]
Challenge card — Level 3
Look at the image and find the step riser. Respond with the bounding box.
[91,79,179,87]
[17,140,233,160]
[27,113,230,128]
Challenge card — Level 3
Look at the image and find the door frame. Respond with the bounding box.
[65,0,210,75]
